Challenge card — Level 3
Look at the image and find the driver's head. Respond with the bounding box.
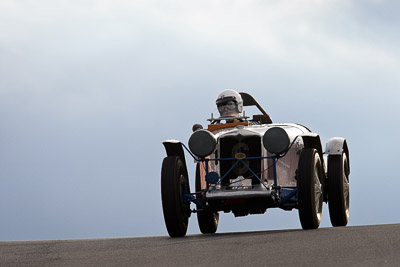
[216,89,243,117]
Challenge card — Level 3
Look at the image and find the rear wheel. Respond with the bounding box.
[161,156,191,237]
[328,152,350,226]
[297,148,324,229]
[195,163,219,234]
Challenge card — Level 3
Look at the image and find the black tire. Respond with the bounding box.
[161,156,191,237]
[297,148,324,229]
[195,163,219,234]
[328,152,350,226]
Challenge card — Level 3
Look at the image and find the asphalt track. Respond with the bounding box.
[1,224,399,266]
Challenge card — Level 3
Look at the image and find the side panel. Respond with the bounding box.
[270,127,305,187]
[274,142,302,187]
[198,161,213,190]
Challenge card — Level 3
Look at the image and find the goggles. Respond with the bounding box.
[218,101,238,113]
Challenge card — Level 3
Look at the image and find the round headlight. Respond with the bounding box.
[188,130,217,158]
[263,127,290,155]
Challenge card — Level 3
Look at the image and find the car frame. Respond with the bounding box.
[161,92,350,237]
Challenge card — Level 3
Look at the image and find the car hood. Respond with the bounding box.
[214,123,311,140]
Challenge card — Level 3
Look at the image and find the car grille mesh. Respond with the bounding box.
[219,136,261,186]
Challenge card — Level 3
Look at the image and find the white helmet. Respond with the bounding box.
[216,89,243,117]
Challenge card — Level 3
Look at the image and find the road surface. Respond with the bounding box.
[1,224,399,266]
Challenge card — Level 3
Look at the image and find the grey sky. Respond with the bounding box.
[1,0,399,240]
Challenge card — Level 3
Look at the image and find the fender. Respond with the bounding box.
[300,133,326,181]
[325,137,350,174]
[162,140,189,176]
[301,133,324,159]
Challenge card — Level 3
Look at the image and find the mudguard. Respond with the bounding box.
[301,133,324,159]
[162,140,189,176]
[325,137,350,174]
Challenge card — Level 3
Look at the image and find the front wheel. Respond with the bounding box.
[328,152,350,226]
[297,148,324,230]
[161,156,191,237]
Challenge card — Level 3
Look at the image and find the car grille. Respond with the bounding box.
[219,135,261,186]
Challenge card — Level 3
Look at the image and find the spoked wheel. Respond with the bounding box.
[328,152,350,226]
[297,148,324,229]
[195,163,219,234]
[161,156,191,237]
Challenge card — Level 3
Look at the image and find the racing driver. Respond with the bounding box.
[216,89,244,122]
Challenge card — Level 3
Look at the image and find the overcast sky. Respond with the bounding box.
[1,0,400,241]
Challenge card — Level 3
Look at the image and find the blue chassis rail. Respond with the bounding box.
[181,136,300,211]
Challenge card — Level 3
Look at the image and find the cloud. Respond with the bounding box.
[1,0,399,128]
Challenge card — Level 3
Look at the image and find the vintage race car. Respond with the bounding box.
[161,92,350,237]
